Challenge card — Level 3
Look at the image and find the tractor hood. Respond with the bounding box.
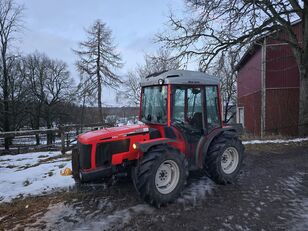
[77,124,149,144]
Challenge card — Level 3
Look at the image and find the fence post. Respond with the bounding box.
[61,128,65,154]
[66,133,69,147]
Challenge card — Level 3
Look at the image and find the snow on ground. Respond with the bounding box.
[177,176,214,209]
[0,151,60,168]
[76,204,154,231]
[243,137,308,145]
[0,151,74,203]
[25,202,154,231]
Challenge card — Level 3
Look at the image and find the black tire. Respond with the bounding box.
[132,145,188,207]
[204,135,244,184]
[72,147,82,183]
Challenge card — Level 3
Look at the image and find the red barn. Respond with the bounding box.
[236,22,301,137]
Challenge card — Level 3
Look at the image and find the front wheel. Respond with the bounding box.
[132,145,188,207]
[204,135,244,184]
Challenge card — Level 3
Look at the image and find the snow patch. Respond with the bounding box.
[0,151,61,168]
[282,172,308,231]
[25,202,78,231]
[76,204,154,231]
[243,137,308,145]
[177,176,214,208]
[0,151,74,203]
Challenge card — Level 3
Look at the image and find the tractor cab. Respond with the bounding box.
[140,70,222,166]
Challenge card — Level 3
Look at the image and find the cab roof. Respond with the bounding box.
[140,70,220,87]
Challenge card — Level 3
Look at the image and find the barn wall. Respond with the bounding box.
[265,34,300,136]
[237,22,302,137]
[238,48,262,97]
[266,42,300,88]
[238,92,261,135]
[237,48,262,135]
[265,89,299,136]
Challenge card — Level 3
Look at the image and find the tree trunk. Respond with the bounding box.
[46,107,53,145]
[34,105,41,145]
[224,101,228,123]
[46,124,53,145]
[96,24,104,123]
[2,51,10,151]
[299,67,308,136]
[80,95,86,133]
[97,75,103,122]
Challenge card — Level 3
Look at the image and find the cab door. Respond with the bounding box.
[171,86,205,164]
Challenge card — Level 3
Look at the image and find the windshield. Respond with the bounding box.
[141,86,168,124]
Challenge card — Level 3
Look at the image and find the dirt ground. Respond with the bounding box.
[1,142,308,231]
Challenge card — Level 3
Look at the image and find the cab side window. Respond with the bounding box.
[172,87,185,121]
[187,88,203,129]
[205,86,220,130]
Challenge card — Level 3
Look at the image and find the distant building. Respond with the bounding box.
[236,22,301,136]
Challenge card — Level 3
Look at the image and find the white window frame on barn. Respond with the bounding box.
[237,107,245,128]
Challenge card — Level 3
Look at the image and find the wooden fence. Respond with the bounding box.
[0,123,112,155]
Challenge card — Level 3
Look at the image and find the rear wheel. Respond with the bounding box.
[132,145,188,207]
[204,135,244,184]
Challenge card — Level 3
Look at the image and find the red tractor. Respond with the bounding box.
[72,70,244,206]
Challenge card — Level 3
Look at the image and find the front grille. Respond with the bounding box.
[78,142,92,169]
[96,139,130,167]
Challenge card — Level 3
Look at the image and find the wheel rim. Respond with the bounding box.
[221,147,239,174]
[155,160,180,194]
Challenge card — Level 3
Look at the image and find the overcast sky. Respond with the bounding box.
[15,0,185,106]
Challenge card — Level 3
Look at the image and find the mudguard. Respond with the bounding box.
[136,138,177,153]
[195,126,241,169]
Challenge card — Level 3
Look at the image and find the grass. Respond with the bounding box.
[13,153,71,171]
[244,140,308,152]
[38,155,49,158]
[240,133,296,141]
[38,153,71,164]
[6,165,18,169]
[23,180,31,187]
[57,163,66,169]
[47,171,53,177]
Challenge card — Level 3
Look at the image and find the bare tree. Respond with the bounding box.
[75,78,97,127]
[24,53,74,144]
[119,49,180,106]
[139,48,181,77]
[22,53,45,144]
[0,0,23,150]
[209,50,239,123]
[119,71,142,106]
[74,20,123,121]
[7,55,29,131]
[0,55,29,133]
[158,0,308,135]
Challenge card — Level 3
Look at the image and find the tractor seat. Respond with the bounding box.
[190,112,203,128]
